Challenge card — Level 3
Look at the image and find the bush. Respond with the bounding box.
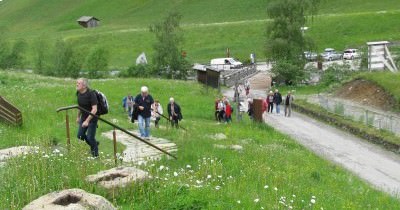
[53,39,83,78]
[86,47,109,78]
[3,39,27,69]
[119,64,156,78]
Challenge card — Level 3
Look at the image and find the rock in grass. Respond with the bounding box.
[22,188,116,210]
[210,133,227,140]
[214,144,243,152]
[86,167,149,189]
[0,146,37,162]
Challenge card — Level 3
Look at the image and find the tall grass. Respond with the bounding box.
[0,71,399,209]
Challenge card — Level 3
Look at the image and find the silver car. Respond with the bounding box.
[321,48,342,61]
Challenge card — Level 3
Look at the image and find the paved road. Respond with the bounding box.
[264,112,400,198]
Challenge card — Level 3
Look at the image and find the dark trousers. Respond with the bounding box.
[155,117,161,127]
[77,118,99,157]
[218,110,225,122]
[171,115,179,128]
[215,110,219,121]
[268,103,274,113]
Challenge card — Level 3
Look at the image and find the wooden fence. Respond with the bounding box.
[0,96,22,126]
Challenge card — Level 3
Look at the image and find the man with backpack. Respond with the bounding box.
[76,78,100,157]
[134,86,154,139]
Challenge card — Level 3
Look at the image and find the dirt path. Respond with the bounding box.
[264,112,400,198]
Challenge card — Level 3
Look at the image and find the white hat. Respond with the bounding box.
[169,97,174,102]
[141,86,148,92]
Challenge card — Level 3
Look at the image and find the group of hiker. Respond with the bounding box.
[123,87,183,133]
[76,78,183,157]
[214,96,233,123]
[263,89,294,117]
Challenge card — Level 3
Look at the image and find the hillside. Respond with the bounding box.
[1,71,400,209]
[1,0,400,68]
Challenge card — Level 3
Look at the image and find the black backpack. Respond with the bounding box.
[93,90,109,115]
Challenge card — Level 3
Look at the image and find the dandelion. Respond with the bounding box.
[254,198,260,203]
[264,185,269,189]
[174,172,178,177]
[311,199,316,204]
[215,185,221,190]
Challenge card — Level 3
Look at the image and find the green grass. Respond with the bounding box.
[1,1,400,69]
[1,71,400,209]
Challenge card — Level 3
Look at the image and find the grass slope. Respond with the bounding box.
[1,0,400,68]
[0,71,399,209]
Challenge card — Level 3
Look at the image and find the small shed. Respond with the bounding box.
[193,64,221,89]
[77,16,100,28]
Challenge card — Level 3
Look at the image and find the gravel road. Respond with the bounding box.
[264,112,400,198]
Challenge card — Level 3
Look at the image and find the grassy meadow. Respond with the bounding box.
[0,71,399,209]
[1,0,400,68]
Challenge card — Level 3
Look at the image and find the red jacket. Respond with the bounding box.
[225,104,232,117]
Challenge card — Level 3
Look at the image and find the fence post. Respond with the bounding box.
[65,110,71,149]
[113,128,117,165]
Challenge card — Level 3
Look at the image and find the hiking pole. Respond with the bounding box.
[152,109,187,131]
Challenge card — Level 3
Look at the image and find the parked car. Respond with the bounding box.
[343,48,360,60]
[304,51,318,61]
[321,48,342,61]
[210,58,243,70]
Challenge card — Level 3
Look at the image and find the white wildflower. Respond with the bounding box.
[159,165,165,171]
[215,185,221,190]
[207,175,212,179]
[237,200,241,204]
[254,198,260,203]
[52,149,60,154]
[174,172,178,177]
[311,199,316,204]
[264,185,269,189]
[274,187,278,191]
[186,164,191,169]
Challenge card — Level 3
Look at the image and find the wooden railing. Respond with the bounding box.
[57,105,177,165]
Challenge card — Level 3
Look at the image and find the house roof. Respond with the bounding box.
[77,16,100,22]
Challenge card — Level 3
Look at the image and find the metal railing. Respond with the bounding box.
[56,105,177,165]
[307,95,400,136]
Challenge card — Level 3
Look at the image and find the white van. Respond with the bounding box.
[210,58,242,70]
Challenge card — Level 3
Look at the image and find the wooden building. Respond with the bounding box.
[77,16,100,28]
[193,64,221,89]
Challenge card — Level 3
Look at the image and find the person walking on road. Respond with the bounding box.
[284,91,294,117]
[273,89,282,115]
[76,78,99,157]
[134,86,154,139]
[267,91,274,113]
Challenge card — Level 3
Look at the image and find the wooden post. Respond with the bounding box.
[113,128,117,165]
[66,110,71,149]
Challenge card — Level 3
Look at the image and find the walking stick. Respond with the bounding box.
[152,109,187,131]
